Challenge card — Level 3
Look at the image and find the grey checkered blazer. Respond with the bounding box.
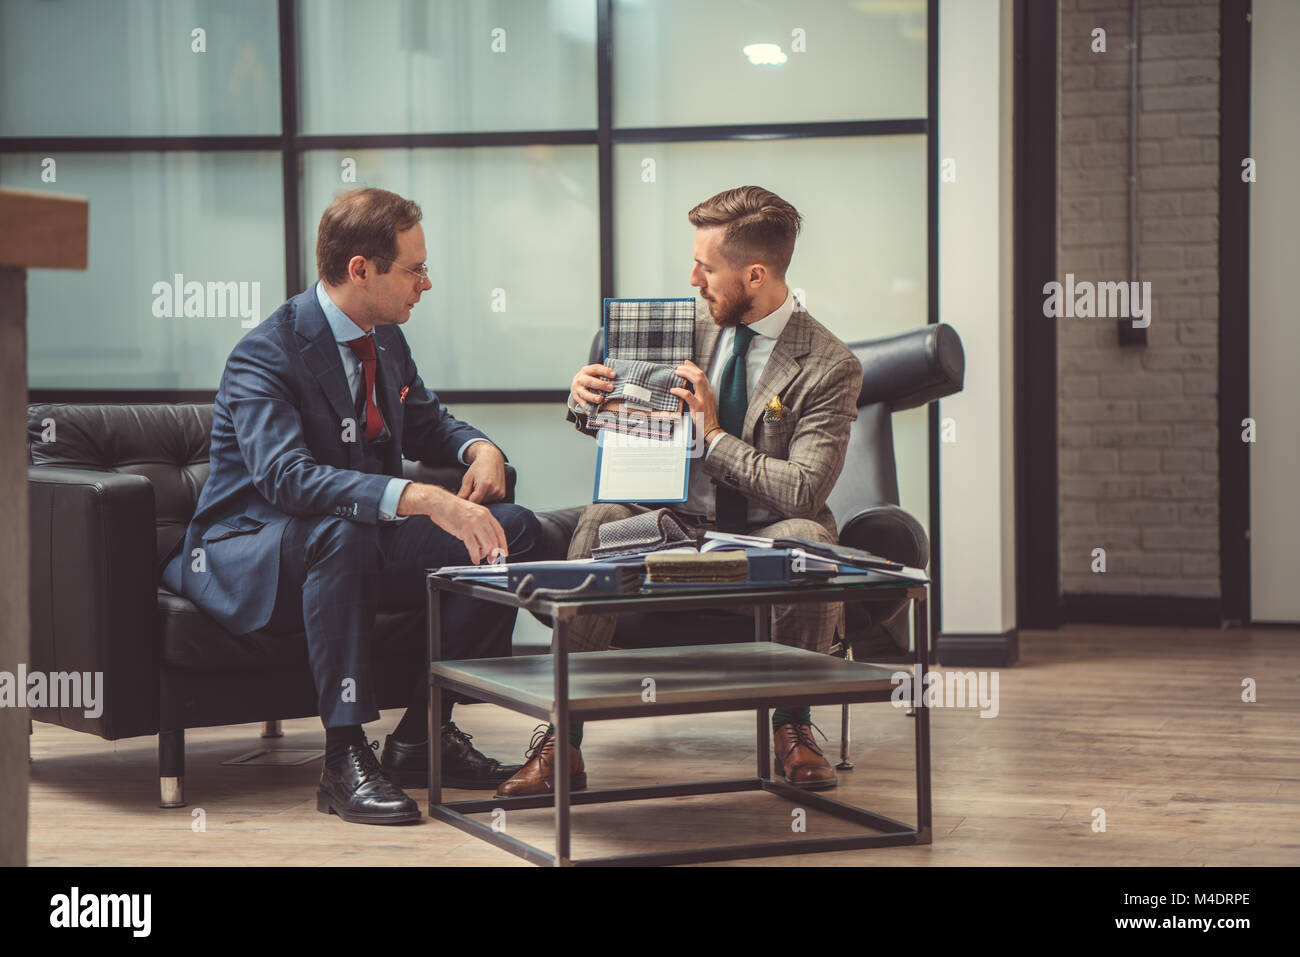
[569,299,861,539]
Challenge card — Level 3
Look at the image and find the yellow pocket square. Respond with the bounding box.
[762,395,789,423]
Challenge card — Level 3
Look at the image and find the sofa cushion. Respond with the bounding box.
[158,589,423,672]
[29,403,213,567]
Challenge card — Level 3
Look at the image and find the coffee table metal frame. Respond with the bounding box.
[426,575,931,867]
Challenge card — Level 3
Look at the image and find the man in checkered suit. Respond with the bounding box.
[497,186,864,799]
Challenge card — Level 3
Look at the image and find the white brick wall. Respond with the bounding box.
[1057,0,1220,598]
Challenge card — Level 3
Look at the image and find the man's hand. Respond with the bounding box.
[458,442,507,504]
[671,360,722,439]
[397,482,508,565]
[570,363,616,409]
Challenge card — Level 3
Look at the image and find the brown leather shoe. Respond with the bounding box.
[494,725,587,798]
[773,723,837,790]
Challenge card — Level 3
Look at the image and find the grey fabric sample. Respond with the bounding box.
[591,507,695,558]
[602,357,684,413]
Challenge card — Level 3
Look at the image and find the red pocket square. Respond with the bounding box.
[399,385,409,403]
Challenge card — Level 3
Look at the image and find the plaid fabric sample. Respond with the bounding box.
[603,298,696,363]
[602,357,684,413]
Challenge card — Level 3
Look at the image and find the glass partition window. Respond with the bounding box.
[614,136,928,342]
[5,0,928,404]
[0,152,285,389]
[298,0,597,134]
[613,0,927,127]
[301,146,600,390]
[0,0,281,136]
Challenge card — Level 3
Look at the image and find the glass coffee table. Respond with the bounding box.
[425,574,932,866]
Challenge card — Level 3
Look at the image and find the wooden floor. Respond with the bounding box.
[25,623,1300,866]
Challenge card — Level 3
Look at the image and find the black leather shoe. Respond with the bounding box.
[381,722,524,790]
[317,741,421,825]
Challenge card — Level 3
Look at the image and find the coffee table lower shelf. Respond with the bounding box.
[431,774,930,868]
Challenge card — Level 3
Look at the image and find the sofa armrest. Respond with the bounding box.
[838,505,929,570]
[533,506,584,562]
[851,323,965,412]
[401,461,517,503]
[28,466,160,739]
[837,505,928,658]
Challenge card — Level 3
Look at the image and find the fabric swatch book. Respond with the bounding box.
[592,297,695,503]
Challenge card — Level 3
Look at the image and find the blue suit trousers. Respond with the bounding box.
[263,503,540,727]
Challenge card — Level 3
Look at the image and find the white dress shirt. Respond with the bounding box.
[682,289,795,522]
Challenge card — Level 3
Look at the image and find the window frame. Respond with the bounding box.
[8,0,936,405]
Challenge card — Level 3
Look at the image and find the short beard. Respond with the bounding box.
[709,289,754,328]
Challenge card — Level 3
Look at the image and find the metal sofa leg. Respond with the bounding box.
[837,642,854,770]
[837,703,854,770]
[261,719,283,739]
[159,730,186,808]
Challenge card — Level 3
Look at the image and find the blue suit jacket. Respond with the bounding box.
[161,287,492,634]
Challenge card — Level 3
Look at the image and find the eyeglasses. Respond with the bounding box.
[375,257,429,281]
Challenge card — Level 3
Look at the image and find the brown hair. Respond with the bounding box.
[315,187,423,285]
[687,186,802,278]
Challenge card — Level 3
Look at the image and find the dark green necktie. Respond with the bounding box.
[714,323,757,532]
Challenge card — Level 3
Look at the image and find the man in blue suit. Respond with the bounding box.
[163,187,539,825]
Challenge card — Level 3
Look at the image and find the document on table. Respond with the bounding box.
[700,531,930,583]
[593,412,691,503]
[430,557,604,589]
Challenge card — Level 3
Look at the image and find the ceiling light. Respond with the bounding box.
[743,43,787,66]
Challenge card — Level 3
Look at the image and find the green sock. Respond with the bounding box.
[546,722,584,748]
[772,707,811,730]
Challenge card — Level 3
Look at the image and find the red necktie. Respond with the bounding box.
[345,334,385,441]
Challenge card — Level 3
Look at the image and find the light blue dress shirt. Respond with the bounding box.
[315,282,486,521]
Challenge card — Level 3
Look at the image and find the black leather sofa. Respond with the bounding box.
[26,403,518,808]
[26,322,962,808]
